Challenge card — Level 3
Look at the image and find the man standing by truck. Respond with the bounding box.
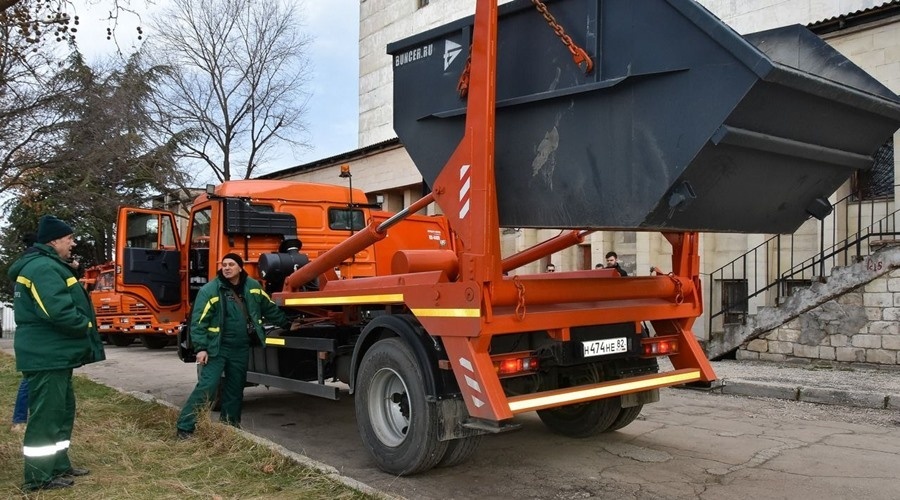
[9,215,106,491]
[176,253,290,439]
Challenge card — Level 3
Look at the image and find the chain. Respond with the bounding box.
[531,0,594,74]
[666,272,684,305]
[514,275,526,320]
[457,45,473,98]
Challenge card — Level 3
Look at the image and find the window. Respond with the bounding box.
[720,279,748,325]
[125,213,159,249]
[781,279,812,298]
[190,208,212,247]
[852,138,894,201]
[328,208,366,231]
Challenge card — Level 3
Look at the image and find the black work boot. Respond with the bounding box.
[62,467,90,477]
[28,477,74,491]
[176,429,194,440]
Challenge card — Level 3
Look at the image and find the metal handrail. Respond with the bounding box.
[707,187,900,334]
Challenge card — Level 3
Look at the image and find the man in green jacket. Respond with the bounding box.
[9,215,106,491]
[176,253,290,439]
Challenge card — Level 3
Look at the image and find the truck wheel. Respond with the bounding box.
[537,398,620,438]
[605,404,643,432]
[108,334,135,347]
[355,338,448,475]
[141,335,170,349]
[436,435,482,468]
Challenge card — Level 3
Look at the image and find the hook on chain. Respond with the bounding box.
[666,272,684,305]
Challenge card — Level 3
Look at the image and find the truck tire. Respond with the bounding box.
[436,435,482,468]
[355,338,448,475]
[537,398,620,438]
[141,335,170,349]
[605,404,643,432]
[108,334,135,347]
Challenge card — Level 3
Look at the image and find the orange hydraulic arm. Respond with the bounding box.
[501,230,594,273]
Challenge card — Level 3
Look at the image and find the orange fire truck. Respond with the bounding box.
[116,0,900,475]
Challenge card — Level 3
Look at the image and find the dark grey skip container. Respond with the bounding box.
[388,0,900,233]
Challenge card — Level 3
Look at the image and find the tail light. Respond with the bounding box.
[641,336,679,357]
[492,352,540,378]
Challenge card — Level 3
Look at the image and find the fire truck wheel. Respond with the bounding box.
[355,337,448,475]
[605,404,644,432]
[436,435,482,468]
[108,334,135,347]
[141,335,170,349]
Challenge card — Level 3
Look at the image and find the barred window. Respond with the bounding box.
[720,279,748,325]
[852,138,894,200]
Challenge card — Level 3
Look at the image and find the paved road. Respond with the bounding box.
[6,340,900,499]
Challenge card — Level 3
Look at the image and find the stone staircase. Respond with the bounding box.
[706,244,900,360]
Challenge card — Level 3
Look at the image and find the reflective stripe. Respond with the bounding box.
[411,308,481,318]
[66,277,78,287]
[283,294,404,306]
[17,276,50,317]
[23,440,70,458]
[198,297,220,322]
[250,288,275,303]
[208,327,220,332]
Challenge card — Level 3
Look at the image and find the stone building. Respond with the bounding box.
[264,0,900,360]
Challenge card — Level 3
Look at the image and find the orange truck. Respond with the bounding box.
[81,261,183,348]
[117,0,900,475]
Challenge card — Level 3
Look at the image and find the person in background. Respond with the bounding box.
[605,251,628,276]
[176,253,292,439]
[11,233,37,434]
[545,263,556,273]
[9,216,106,491]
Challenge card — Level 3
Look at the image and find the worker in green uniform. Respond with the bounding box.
[9,215,106,491]
[176,253,290,439]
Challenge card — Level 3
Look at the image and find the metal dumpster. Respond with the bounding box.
[388,0,900,233]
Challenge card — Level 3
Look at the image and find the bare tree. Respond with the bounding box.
[147,0,311,182]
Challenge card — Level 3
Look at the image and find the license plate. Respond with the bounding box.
[583,337,628,357]
[99,325,111,330]
[133,325,148,330]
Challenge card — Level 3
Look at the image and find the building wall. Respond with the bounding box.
[738,267,900,365]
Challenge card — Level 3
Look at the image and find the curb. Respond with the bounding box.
[115,388,403,500]
[708,379,896,410]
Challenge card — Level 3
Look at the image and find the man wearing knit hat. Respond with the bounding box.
[8,215,106,491]
[176,252,290,439]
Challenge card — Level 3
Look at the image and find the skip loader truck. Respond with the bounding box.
[117,0,900,475]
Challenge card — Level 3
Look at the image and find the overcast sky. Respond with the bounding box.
[74,0,360,175]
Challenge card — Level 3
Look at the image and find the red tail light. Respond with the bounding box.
[492,352,540,378]
[641,336,680,357]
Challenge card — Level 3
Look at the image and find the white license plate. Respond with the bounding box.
[133,325,148,330]
[583,337,628,357]
[99,325,111,330]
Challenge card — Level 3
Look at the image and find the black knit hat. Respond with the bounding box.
[36,215,74,244]
[222,253,244,268]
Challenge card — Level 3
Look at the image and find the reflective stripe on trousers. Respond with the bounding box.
[23,440,70,457]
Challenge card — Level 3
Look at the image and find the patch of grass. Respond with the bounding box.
[0,352,373,499]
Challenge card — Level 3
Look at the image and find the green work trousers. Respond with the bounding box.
[176,341,250,432]
[22,369,75,490]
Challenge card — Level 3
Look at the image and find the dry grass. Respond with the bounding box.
[0,352,372,499]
